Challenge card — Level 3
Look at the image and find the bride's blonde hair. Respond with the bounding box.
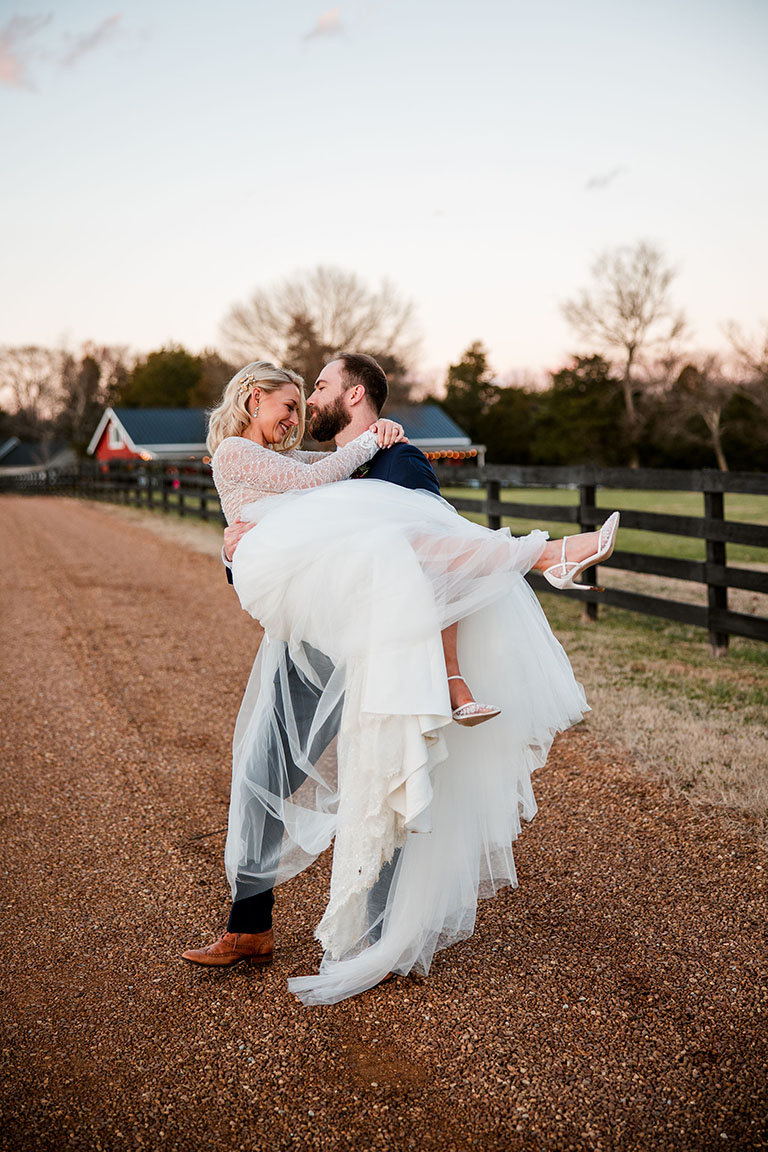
[206,361,305,455]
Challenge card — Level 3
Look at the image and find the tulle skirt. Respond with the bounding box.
[227,479,587,1004]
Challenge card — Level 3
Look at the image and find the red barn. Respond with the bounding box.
[87,408,209,462]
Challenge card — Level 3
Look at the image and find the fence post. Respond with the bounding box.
[704,489,729,657]
[578,483,599,623]
[487,478,501,531]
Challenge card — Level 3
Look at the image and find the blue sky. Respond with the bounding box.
[1,0,766,381]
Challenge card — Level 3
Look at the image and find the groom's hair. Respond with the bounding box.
[338,353,388,414]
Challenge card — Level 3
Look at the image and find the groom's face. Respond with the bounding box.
[306,360,352,442]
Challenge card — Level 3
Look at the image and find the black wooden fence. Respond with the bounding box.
[3,459,767,654]
[436,463,768,655]
[1,459,221,521]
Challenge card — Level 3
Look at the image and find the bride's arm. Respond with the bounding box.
[213,429,380,494]
[287,419,406,466]
[288,449,333,463]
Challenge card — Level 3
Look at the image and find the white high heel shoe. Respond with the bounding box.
[542,511,620,591]
[448,676,501,727]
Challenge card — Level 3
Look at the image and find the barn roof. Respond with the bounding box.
[109,408,208,447]
[87,403,473,458]
[86,408,209,456]
[386,404,470,445]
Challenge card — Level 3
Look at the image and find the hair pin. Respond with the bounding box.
[237,373,258,397]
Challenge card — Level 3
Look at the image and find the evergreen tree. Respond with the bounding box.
[479,386,539,465]
[441,342,498,443]
[189,351,237,408]
[373,352,419,407]
[532,356,628,465]
[116,346,203,408]
[283,314,333,391]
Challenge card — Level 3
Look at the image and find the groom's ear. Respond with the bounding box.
[346,384,366,407]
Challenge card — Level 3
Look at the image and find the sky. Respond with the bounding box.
[1,0,767,383]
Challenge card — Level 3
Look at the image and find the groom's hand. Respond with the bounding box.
[223,520,254,562]
[370,419,408,448]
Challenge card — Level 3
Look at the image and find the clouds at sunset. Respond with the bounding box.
[0,14,53,89]
[304,7,344,41]
[0,10,122,88]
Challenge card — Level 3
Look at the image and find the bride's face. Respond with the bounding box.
[251,383,301,444]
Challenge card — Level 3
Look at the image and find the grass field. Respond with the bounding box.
[539,591,767,828]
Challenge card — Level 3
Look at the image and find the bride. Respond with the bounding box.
[190,358,618,1005]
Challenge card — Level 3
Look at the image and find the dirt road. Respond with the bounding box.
[1,496,765,1151]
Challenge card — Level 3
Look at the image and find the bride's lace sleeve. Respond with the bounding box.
[288,448,333,463]
[212,431,379,513]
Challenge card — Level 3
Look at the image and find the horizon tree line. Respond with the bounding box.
[1,249,766,471]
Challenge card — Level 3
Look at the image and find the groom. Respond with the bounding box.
[182,352,440,969]
[220,353,439,564]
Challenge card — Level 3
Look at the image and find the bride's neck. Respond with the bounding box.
[242,424,267,447]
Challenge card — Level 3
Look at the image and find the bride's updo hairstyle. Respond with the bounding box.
[207,361,305,455]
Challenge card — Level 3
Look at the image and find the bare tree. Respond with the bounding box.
[220,265,420,389]
[672,354,746,472]
[726,320,768,376]
[0,344,131,448]
[562,241,686,465]
[725,320,768,419]
[0,346,65,440]
[57,344,130,450]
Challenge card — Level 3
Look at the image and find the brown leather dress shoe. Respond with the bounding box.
[182,928,274,969]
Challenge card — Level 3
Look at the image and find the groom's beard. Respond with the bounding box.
[307,396,352,443]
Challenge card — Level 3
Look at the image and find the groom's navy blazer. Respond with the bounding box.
[354,442,440,494]
[224,443,439,583]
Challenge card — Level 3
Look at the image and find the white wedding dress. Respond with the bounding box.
[212,431,588,1005]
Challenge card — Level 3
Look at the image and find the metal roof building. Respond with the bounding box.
[87,404,483,464]
[385,405,483,464]
[0,437,76,474]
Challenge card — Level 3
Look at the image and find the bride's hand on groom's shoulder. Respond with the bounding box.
[370,419,408,448]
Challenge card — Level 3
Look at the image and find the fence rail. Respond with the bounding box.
[2,459,766,654]
[435,464,768,653]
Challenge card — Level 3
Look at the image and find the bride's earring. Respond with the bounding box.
[252,405,259,417]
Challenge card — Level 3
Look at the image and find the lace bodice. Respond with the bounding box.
[212,431,379,524]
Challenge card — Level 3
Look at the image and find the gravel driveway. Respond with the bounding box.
[1,495,765,1152]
